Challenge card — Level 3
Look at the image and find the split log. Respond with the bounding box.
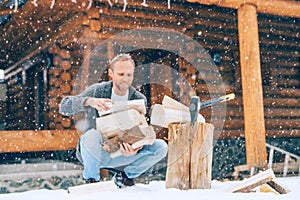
[259,183,280,194]
[161,95,190,111]
[266,180,291,194]
[102,125,156,158]
[226,168,291,194]
[150,95,205,128]
[96,109,147,139]
[166,123,191,190]
[96,102,154,158]
[190,123,214,189]
[98,99,146,117]
[166,122,214,190]
[224,168,275,193]
[151,104,205,128]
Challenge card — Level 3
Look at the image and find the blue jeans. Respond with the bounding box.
[79,129,168,181]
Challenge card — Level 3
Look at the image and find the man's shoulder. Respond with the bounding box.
[84,81,112,98]
[91,81,112,88]
[129,86,146,100]
[87,81,112,91]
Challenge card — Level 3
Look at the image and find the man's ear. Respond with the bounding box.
[108,68,113,79]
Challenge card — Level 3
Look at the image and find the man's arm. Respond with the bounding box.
[84,97,112,112]
[59,84,99,116]
[120,143,143,157]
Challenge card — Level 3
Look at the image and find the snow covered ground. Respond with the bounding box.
[0,176,299,200]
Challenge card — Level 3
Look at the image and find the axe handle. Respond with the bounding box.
[200,93,235,109]
[190,96,200,127]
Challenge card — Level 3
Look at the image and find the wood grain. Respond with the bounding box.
[0,130,80,153]
[238,4,267,168]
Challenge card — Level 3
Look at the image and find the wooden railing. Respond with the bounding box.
[233,143,300,178]
[0,130,80,153]
[266,143,300,177]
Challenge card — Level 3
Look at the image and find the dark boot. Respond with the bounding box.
[85,178,99,184]
[113,171,135,188]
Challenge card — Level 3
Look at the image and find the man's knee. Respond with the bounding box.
[154,139,168,157]
[80,129,102,145]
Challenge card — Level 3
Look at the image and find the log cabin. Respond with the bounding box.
[0,0,299,178]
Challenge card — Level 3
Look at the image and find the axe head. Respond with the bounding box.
[190,96,200,127]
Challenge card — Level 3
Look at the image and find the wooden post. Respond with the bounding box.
[238,4,267,168]
[166,122,214,190]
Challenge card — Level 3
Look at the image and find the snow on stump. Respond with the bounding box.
[166,122,214,190]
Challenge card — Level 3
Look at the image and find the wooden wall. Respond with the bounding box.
[76,2,300,138]
[185,5,300,138]
[47,44,83,130]
[6,74,25,130]
[4,1,299,139]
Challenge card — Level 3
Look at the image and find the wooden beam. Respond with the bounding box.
[238,4,267,168]
[0,130,80,153]
[0,9,18,16]
[256,0,300,18]
[187,0,300,18]
[0,0,92,16]
[4,14,85,79]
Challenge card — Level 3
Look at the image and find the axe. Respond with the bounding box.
[189,93,235,127]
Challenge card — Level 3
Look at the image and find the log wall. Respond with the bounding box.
[40,1,300,138]
[3,0,299,141]
[47,44,83,130]
[6,74,25,130]
[183,5,300,138]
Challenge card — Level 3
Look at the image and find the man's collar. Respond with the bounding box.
[106,81,136,100]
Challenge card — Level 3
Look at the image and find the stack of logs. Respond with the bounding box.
[48,45,81,130]
[5,76,24,130]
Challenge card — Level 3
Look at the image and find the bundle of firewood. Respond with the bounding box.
[96,100,156,158]
[150,95,205,128]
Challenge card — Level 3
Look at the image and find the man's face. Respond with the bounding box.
[109,60,135,95]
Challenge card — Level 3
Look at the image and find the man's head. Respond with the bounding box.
[109,53,135,70]
[109,53,135,96]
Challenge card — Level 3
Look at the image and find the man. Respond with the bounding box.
[59,53,168,188]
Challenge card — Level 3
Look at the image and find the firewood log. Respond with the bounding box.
[61,72,71,82]
[102,125,156,158]
[96,108,147,139]
[150,104,205,128]
[61,60,71,71]
[59,49,71,59]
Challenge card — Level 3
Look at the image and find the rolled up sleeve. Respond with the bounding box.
[59,84,99,116]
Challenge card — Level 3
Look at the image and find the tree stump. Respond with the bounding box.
[166,122,214,190]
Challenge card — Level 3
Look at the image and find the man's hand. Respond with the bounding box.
[85,97,112,112]
[120,143,143,157]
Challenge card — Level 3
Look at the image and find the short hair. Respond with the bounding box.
[109,53,135,70]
